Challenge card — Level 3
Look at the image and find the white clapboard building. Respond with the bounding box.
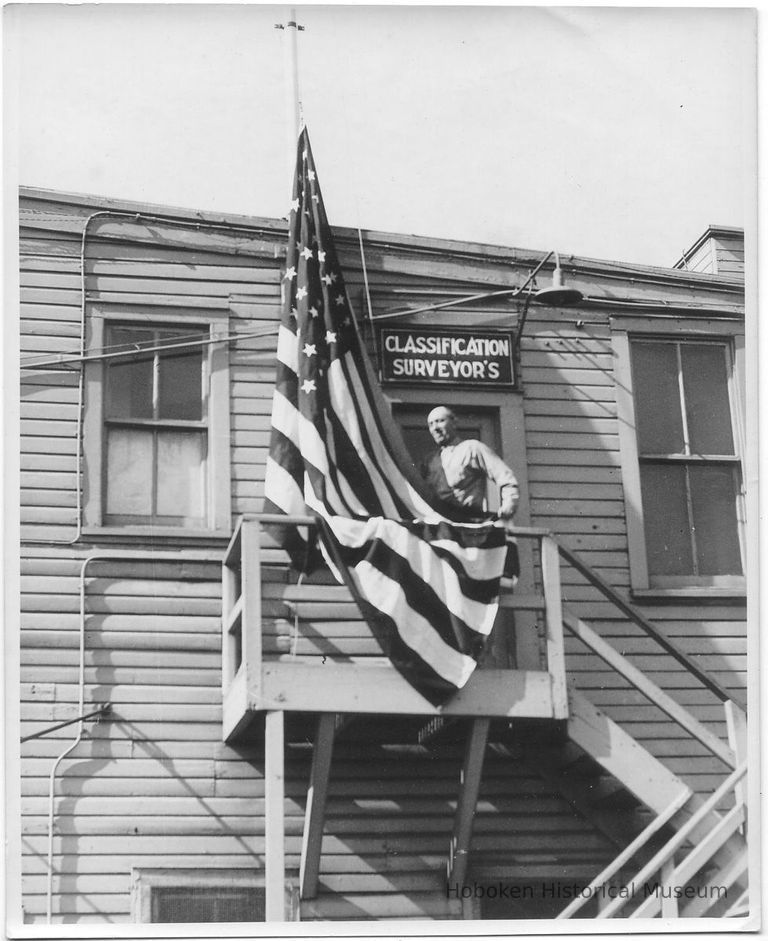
[16,185,749,925]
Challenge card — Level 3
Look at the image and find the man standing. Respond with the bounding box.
[421,405,520,582]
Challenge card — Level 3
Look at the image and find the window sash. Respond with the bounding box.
[103,323,209,526]
[612,323,745,593]
[83,306,231,535]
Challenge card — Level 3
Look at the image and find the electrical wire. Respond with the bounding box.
[21,326,280,370]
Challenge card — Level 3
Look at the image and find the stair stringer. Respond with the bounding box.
[566,684,748,897]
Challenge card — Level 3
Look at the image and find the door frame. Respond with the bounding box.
[384,386,539,669]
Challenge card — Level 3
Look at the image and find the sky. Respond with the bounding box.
[3,3,758,268]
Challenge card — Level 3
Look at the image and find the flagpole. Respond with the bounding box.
[282,7,303,165]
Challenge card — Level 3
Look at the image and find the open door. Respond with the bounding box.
[391,403,514,668]
[392,406,502,513]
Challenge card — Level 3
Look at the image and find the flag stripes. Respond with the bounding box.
[263,127,507,703]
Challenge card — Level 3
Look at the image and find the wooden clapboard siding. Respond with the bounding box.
[17,190,747,924]
[520,291,746,804]
[300,746,616,921]
[674,226,745,277]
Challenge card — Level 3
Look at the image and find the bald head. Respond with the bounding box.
[427,406,458,447]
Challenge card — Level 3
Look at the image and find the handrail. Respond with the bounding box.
[596,761,747,919]
[248,514,743,709]
[555,785,693,919]
[555,539,742,708]
[563,612,736,768]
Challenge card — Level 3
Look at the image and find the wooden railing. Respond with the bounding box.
[223,516,746,737]
[556,761,748,919]
[556,540,742,707]
[221,515,571,722]
[547,536,748,920]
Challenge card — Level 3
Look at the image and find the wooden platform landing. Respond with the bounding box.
[223,660,559,742]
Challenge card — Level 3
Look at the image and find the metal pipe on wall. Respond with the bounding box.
[44,548,222,923]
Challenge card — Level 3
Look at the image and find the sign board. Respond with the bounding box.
[379,327,516,387]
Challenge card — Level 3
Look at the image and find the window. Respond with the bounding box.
[83,309,231,535]
[613,322,745,593]
[131,869,299,923]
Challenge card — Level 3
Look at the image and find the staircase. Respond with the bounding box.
[547,538,749,919]
[547,685,747,918]
[221,516,750,921]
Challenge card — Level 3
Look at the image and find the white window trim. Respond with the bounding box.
[611,316,746,597]
[83,305,232,537]
[130,868,300,923]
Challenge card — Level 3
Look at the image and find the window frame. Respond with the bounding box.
[130,868,300,923]
[83,306,232,538]
[611,316,746,598]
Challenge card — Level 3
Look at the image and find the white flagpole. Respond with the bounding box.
[282,8,303,168]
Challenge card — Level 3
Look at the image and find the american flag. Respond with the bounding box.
[263,128,507,704]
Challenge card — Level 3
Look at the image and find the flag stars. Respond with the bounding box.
[303,343,317,357]
[318,250,326,263]
[325,330,337,344]
[296,286,308,300]
[309,305,319,318]
[335,294,346,306]
[301,379,316,394]
[322,274,332,286]
[329,271,338,283]
[301,246,313,261]
[290,198,299,213]
[308,169,316,181]
[283,266,297,282]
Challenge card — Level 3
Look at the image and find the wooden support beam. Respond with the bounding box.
[447,718,490,888]
[299,713,336,900]
[541,536,568,719]
[264,710,285,922]
[257,663,556,717]
[566,685,688,815]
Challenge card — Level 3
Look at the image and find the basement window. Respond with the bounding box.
[131,869,299,923]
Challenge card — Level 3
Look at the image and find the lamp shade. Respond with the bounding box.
[534,262,583,307]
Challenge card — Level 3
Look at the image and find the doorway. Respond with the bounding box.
[392,405,502,513]
[391,402,514,667]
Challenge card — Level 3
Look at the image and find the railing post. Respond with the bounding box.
[724,699,748,832]
[241,518,263,703]
[541,535,568,719]
[221,518,243,697]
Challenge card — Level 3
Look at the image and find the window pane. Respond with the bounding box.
[681,344,734,455]
[156,432,205,520]
[640,463,693,575]
[689,465,743,575]
[105,327,154,419]
[106,429,153,516]
[158,343,204,420]
[631,342,684,453]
